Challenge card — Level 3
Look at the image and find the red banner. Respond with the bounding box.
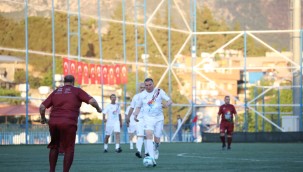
[70,60,77,77]
[102,65,108,85]
[108,66,115,85]
[114,64,121,85]
[63,58,69,76]
[83,63,89,84]
[77,61,83,84]
[121,64,128,84]
[90,64,96,84]
[63,61,128,85]
[96,64,102,84]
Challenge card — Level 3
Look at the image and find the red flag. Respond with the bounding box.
[77,61,83,84]
[95,64,102,84]
[102,65,108,85]
[192,115,198,123]
[90,64,96,84]
[70,60,77,77]
[108,65,115,85]
[63,58,69,76]
[83,63,89,84]
[121,64,128,84]
[114,64,121,85]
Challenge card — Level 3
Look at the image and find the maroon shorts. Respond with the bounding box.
[48,118,77,153]
[220,121,234,135]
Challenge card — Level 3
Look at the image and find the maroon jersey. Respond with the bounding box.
[218,104,237,123]
[42,85,92,122]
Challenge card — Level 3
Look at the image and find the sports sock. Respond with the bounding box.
[130,141,133,149]
[227,137,232,147]
[63,152,74,172]
[136,137,143,153]
[144,139,148,154]
[146,139,155,159]
[220,136,225,146]
[115,144,120,149]
[104,144,108,150]
[49,148,59,172]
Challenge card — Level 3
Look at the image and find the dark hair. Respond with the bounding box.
[144,78,153,83]
[110,94,116,98]
[64,75,75,83]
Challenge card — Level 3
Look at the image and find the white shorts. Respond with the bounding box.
[128,124,137,133]
[144,116,163,138]
[105,122,120,136]
[136,119,145,136]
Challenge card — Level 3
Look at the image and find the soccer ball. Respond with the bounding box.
[143,156,154,167]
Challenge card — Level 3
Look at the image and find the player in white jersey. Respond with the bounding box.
[102,94,122,153]
[126,83,147,158]
[125,105,136,150]
[133,78,173,166]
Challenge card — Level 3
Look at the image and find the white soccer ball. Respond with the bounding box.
[143,156,154,167]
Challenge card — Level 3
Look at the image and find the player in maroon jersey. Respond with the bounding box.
[217,96,238,150]
[39,75,102,172]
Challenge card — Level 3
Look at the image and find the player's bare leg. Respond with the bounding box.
[115,132,122,153]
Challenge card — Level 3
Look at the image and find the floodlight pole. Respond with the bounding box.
[24,0,29,144]
[97,0,105,143]
[292,0,301,127]
[190,0,197,142]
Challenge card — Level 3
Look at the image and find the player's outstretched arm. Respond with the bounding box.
[89,98,102,113]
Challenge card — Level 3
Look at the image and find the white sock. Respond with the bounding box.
[136,137,143,153]
[130,141,133,149]
[146,139,154,159]
[144,139,148,154]
[104,144,108,150]
[115,144,120,149]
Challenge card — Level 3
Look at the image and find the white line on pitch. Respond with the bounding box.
[177,153,303,163]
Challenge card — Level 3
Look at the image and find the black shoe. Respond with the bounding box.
[145,153,150,157]
[152,158,157,167]
[104,149,108,153]
[222,144,226,150]
[135,151,142,158]
[116,147,122,153]
[227,146,231,150]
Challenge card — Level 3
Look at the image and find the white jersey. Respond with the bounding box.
[126,106,136,125]
[131,93,144,119]
[103,103,120,125]
[136,88,170,120]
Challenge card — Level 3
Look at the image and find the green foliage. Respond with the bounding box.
[14,69,43,89]
[0,88,22,105]
[246,80,293,132]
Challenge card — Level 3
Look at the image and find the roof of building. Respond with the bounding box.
[0,55,24,62]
